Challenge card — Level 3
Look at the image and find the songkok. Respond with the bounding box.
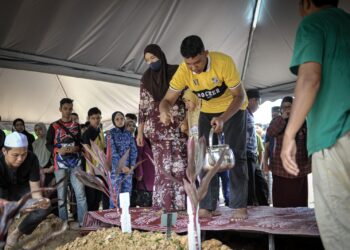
[4,132,28,148]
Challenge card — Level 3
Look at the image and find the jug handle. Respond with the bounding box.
[209,127,225,148]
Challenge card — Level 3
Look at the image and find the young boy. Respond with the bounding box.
[82,107,109,211]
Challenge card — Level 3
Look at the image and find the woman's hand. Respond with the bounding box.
[180,121,189,135]
[160,111,174,125]
[137,133,144,147]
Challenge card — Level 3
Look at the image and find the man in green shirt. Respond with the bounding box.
[281,0,350,249]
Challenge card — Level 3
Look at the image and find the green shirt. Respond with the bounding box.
[290,7,350,155]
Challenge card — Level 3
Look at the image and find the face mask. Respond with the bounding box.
[149,60,161,71]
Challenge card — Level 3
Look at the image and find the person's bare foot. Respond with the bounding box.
[177,210,187,216]
[211,210,221,217]
[230,208,248,221]
[198,208,212,218]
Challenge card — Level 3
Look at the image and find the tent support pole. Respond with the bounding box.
[0,49,141,87]
[56,75,68,98]
[241,0,262,83]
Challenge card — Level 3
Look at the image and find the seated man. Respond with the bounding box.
[0,132,50,249]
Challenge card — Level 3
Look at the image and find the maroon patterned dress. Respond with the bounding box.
[139,81,187,211]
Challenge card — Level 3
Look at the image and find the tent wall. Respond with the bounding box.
[0,67,139,125]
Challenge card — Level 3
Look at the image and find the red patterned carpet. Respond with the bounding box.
[82,206,319,237]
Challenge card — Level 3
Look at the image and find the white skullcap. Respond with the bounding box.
[4,132,28,148]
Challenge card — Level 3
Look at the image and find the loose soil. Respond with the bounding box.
[8,215,231,250]
[8,215,321,250]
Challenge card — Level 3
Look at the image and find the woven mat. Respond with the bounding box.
[82,206,319,236]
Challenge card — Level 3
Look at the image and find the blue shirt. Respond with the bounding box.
[246,109,257,155]
[108,127,137,172]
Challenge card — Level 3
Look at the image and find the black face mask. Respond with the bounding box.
[149,60,161,71]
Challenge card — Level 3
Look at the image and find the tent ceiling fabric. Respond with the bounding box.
[0,0,253,83]
[0,0,350,124]
[245,0,299,89]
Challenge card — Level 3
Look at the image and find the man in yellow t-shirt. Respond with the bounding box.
[160,35,248,220]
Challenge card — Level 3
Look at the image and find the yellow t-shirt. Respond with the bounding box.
[85,130,106,172]
[170,51,248,113]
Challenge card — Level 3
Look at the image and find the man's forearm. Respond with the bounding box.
[285,63,321,138]
[220,87,244,122]
[30,181,43,199]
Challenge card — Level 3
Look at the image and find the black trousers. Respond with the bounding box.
[247,152,268,206]
[0,185,50,235]
[85,186,109,211]
[199,110,248,211]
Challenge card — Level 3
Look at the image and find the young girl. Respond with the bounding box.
[108,111,137,208]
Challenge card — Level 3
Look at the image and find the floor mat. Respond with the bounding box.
[82,206,319,236]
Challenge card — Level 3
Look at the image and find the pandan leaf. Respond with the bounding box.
[183,178,199,212]
[74,170,109,196]
[197,148,226,201]
[186,136,196,183]
[0,187,57,241]
[195,136,207,177]
[91,140,106,166]
[82,142,111,191]
[98,149,111,172]
[116,149,130,174]
[83,144,100,165]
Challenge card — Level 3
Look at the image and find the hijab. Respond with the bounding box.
[112,111,125,131]
[12,118,28,134]
[32,123,51,167]
[141,44,178,102]
[12,118,35,151]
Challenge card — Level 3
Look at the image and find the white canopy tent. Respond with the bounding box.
[0,0,349,127]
